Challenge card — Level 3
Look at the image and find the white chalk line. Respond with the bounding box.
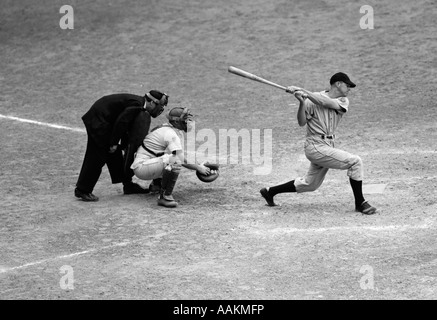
[252,220,435,236]
[0,114,86,133]
[0,241,131,274]
[360,150,437,156]
[0,230,172,275]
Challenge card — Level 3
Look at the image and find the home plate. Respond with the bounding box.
[363,184,387,194]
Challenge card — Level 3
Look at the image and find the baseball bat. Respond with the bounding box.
[228,66,308,99]
[228,66,288,91]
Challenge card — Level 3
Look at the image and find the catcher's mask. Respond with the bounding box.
[166,107,193,132]
[146,91,169,118]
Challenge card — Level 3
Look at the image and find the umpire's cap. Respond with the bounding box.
[145,90,169,106]
[330,72,356,88]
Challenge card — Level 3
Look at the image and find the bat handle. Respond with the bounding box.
[289,90,308,99]
[285,88,307,97]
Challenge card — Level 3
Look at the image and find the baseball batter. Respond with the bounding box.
[260,72,377,215]
[131,107,212,207]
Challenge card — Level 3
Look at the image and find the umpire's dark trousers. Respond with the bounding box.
[76,134,133,193]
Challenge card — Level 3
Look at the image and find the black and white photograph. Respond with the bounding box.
[0,0,436,305]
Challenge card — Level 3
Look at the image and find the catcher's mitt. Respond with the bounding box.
[196,162,220,183]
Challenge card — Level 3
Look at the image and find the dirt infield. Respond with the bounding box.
[1,0,436,300]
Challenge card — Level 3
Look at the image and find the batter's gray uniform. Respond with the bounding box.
[260,72,377,215]
[294,91,363,192]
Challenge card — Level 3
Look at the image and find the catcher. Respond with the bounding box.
[260,72,377,215]
[131,106,215,207]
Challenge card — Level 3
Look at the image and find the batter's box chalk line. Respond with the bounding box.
[362,183,387,194]
[0,231,174,274]
[251,219,435,235]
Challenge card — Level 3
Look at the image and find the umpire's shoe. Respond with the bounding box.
[75,188,99,202]
[260,188,277,207]
[356,201,377,215]
[123,182,149,194]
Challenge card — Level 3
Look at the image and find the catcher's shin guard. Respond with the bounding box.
[157,165,181,208]
[149,178,162,194]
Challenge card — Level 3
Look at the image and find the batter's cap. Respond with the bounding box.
[330,72,356,88]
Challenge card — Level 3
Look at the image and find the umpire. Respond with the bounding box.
[75,90,169,202]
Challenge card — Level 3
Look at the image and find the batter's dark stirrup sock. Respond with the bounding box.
[350,178,365,207]
[269,180,296,197]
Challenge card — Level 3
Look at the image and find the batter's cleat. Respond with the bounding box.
[260,187,277,207]
[356,201,377,215]
[75,188,99,202]
[123,182,149,195]
[157,194,178,208]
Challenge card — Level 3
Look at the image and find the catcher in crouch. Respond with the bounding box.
[131,107,213,208]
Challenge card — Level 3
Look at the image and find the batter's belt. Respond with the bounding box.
[321,134,335,139]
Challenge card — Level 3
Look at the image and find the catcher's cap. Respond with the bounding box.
[166,107,193,123]
[330,72,356,88]
[146,90,169,106]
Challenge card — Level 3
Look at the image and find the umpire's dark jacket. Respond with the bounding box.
[82,93,148,151]
[76,93,151,192]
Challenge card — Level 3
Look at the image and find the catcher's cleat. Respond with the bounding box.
[74,188,99,202]
[157,166,180,207]
[157,194,178,208]
[148,179,162,194]
[123,182,149,194]
[356,201,377,215]
[260,188,277,207]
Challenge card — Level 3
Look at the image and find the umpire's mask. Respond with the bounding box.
[146,90,169,118]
